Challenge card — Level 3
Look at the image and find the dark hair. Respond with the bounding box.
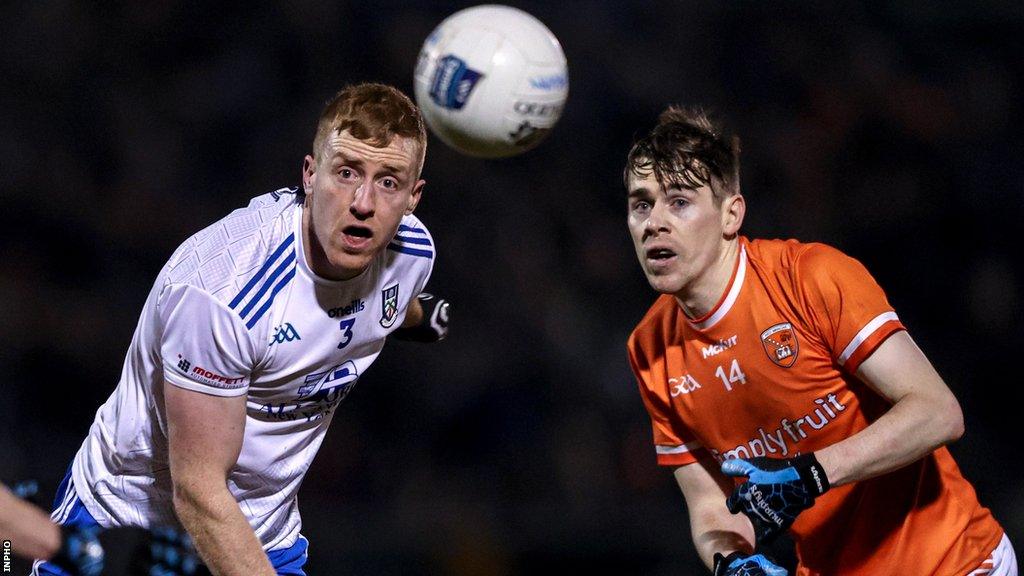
[624,106,741,199]
[313,83,427,172]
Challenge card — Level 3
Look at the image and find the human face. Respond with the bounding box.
[302,129,424,280]
[626,169,743,301]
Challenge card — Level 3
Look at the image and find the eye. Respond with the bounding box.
[380,177,399,189]
[339,168,356,180]
[671,197,689,208]
[631,200,651,213]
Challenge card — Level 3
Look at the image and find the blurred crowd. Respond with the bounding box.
[1,1,1021,573]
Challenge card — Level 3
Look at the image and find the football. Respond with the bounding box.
[413,5,569,158]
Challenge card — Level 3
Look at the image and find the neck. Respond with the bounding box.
[675,240,740,320]
[301,203,360,281]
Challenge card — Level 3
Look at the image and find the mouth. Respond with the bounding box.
[644,246,677,270]
[340,225,374,251]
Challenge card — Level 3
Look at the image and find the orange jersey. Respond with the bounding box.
[628,237,1003,575]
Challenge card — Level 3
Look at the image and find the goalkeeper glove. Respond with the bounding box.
[11,479,41,501]
[51,527,104,576]
[722,453,830,545]
[713,551,787,576]
[393,293,450,342]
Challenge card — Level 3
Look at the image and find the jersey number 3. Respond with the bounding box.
[338,318,356,349]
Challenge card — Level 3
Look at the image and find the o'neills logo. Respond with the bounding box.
[760,322,798,368]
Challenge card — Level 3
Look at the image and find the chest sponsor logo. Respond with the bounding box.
[327,299,365,318]
[256,361,360,422]
[269,323,301,346]
[760,322,798,368]
[379,283,400,328]
[702,335,738,359]
[708,393,848,462]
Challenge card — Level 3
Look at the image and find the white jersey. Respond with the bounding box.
[71,187,434,550]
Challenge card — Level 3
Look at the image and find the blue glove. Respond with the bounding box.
[10,479,41,501]
[100,526,203,576]
[712,551,788,576]
[722,453,830,544]
[51,526,202,576]
[52,526,105,576]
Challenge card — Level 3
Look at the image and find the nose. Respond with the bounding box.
[643,200,668,238]
[350,183,375,219]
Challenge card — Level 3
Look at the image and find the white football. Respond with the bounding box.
[413,4,569,158]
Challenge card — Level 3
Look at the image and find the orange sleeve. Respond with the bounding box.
[628,331,707,467]
[795,244,906,373]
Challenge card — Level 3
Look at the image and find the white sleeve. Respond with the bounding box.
[157,283,257,397]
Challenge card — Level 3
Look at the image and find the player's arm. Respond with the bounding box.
[722,331,965,544]
[814,330,963,486]
[401,294,424,327]
[0,482,61,560]
[674,460,756,570]
[165,383,276,576]
[394,292,450,341]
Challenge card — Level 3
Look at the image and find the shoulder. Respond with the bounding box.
[628,294,678,357]
[163,186,302,306]
[746,237,863,283]
[385,214,435,261]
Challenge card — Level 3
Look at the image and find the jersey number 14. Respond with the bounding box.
[715,359,747,391]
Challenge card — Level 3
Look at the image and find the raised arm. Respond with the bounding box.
[815,330,963,485]
[165,383,276,576]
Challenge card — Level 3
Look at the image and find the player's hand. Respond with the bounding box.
[712,551,787,576]
[722,454,830,544]
[52,526,203,576]
[393,292,450,342]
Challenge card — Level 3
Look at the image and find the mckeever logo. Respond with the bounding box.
[270,323,301,346]
[177,354,191,372]
[702,335,738,359]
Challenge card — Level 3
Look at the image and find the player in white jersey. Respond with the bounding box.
[34,83,451,576]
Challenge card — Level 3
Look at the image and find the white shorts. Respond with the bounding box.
[969,533,1018,576]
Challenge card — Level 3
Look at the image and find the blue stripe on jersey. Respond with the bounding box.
[398,224,425,233]
[392,234,432,246]
[247,266,297,329]
[229,234,296,310]
[387,243,433,259]
[238,251,296,319]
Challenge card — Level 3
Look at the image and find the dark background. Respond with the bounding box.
[2,1,1021,574]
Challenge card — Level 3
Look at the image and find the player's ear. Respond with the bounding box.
[406,179,425,214]
[302,155,316,194]
[722,193,745,236]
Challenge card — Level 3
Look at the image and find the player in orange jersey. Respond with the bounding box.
[624,106,1017,576]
